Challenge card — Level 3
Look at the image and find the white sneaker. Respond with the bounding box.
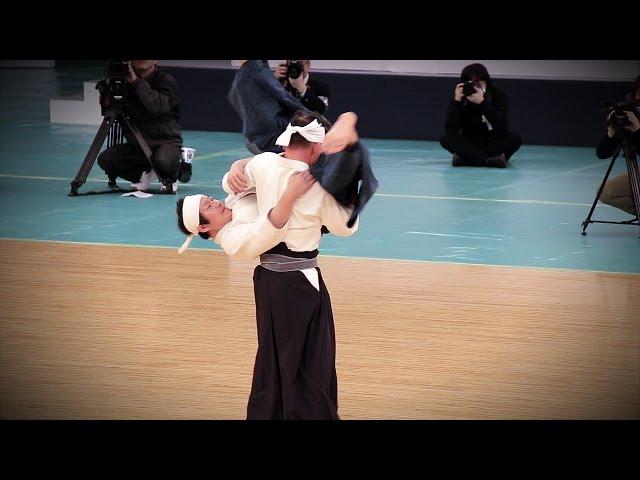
[161,181,179,193]
[131,170,157,192]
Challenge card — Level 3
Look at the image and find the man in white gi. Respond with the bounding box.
[223,110,363,420]
[176,170,316,260]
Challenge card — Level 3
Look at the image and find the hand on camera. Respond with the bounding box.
[625,111,640,133]
[126,62,138,84]
[466,86,485,104]
[275,64,288,79]
[454,83,464,102]
[289,74,307,95]
[606,111,616,138]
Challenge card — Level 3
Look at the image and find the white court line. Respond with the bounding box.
[0,237,638,277]
[375,193,596,207]
[406,232,506,240]
[0,173,608,207]
[0,173,226,190]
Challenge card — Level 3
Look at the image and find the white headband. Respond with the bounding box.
[178,194,204,253]
[275,119,325,147]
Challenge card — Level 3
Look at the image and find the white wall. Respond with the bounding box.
[304,60,640,81]
[162,60,639,81]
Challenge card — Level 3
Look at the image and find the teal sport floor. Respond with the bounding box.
[1,64,639,273]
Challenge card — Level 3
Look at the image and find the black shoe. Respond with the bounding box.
[485,153,507,168]
[452,153,467,166]
[178,161,192,183]
[160,178,177,194]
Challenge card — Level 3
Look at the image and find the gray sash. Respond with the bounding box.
[259,253,318,272]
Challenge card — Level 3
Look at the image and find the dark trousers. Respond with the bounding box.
[440,131,523,166]
[247,265,339,420]
[97,142,182,183]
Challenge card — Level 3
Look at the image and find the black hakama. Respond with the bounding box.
[246,244,339,420]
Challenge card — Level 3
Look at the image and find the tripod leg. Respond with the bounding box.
[625,157,640,222]
[106,121,123,190]
[581,153,619,235]
[69,117,112,196]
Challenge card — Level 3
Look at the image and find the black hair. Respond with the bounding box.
[288,109,332,148]
[176,197,210,240]
[460,63,493,88]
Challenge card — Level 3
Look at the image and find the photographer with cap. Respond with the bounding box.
[275,60,331,115]
[97,60,186,192]
[595,75,640,216]
[440,63,522,168]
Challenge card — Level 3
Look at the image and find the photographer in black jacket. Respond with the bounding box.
[275,60,330,115]
[595,76,640,216]
[440,63,522,168]
[97,60,184,191]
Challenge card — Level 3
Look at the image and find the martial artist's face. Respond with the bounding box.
[197,196,232,237]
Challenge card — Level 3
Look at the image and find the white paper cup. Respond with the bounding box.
[181,147,196,163]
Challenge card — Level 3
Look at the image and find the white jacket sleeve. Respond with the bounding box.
[216,215,290,261]
[319,191,359,237]
[222,158,258,194]
[221,172,234,195]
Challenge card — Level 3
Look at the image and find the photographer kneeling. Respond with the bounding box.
[97,60,184,192]
[440,63,522,168]
[596,76,640,216]
[275,60,330,115]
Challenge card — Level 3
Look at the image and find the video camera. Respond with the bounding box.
[605,98,639,132]
[96,60,130,114]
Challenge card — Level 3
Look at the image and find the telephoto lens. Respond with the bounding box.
[287,61,303,80]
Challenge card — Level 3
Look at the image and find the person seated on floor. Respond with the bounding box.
[97,60,186,193]
[440,63,522,168]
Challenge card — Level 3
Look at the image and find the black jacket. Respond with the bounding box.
[597,130,640,159]
[444,85,510,137]
[311,141,378,228]
[124,66,182,147]
[283,75,331,114]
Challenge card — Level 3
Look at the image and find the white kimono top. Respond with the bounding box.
[222,152,359,290]
[212,183,290,261]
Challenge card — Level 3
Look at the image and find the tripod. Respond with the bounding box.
[581,134,640,235]
[68,106,175,196]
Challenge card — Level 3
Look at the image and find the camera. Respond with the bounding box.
[107,60,129,80]
[462,81,480,97]
[605,98,639,131]
[96,60,130,113]
[286,60,303,80]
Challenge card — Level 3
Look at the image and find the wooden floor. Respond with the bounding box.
[0,239,638,419]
